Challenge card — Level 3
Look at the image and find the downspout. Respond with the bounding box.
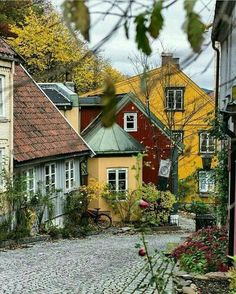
[212,41,220,115]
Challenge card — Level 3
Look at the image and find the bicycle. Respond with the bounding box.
[81,208,112,229]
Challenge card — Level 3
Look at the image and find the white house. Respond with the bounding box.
[0,38,93,226]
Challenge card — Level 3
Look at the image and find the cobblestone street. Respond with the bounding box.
[0,232,190,294]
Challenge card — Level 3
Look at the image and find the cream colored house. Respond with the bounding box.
[0,39,15,191]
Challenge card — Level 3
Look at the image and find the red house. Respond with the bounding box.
[80,93,182,193]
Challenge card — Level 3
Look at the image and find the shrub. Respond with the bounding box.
[104,183,176,225]
[172,226,228,274]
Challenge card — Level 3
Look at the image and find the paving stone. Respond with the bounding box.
[0,233,189,293]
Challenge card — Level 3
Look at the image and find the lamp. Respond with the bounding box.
[201,153,213,170]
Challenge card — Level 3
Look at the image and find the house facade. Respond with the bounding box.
[212,0,236,255]
[0,39,92,226]
[0,40,15,191]
[80,93,181,196]
[84,54,216,204]
[83,121,145,221]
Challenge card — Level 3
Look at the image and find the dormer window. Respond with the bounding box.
[166,87,184,111]
[0,76,5,117]
[124,113,137,132]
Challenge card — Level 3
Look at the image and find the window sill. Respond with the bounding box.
[124,129,137,132]
[199,193,212,197]
[165,109,185,112]
[0,117,9,123]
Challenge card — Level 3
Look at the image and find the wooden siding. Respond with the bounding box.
[80,107,101,132]
[116,102,172,185]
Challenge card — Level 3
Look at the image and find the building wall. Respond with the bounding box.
[114,66,215,203]
[0,59,14,191]
[59,107,80,133]
[87,156,142,221]
[15,156,82,227]
[80,106,101,132]
[115,102,172,185]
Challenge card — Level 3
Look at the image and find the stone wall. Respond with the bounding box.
[173,265,229,294]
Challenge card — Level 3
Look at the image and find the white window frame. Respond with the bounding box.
[0,148,4,189]
[45,163,56,194]
[199,132,215,154]
[199,170,215,194]
[107,168,128,193]
[23,168,35,195]
[124,113,137,132]
[65,159,74,191]
[166,88,184,111]
[0,76,5,117]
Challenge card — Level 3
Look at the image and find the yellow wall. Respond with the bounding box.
[60,107,80,133]
[111,65,215,203]
[88,156,142,221]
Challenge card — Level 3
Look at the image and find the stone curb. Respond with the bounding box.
[0,235,51,249]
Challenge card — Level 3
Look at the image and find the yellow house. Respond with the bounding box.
[83,122,144,221]
[84,53,216,204]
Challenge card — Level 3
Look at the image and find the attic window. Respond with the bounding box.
[165,87,184,111]
[124,113,137,132]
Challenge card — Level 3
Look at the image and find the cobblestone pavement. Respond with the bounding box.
[0,233,188,294]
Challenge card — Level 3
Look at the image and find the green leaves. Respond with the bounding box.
[134,1,164,56]
[63,0,90,41]
[135,13,152,56]
[148,0,164,39]
[183,0,205,52]
[101,78,117,127]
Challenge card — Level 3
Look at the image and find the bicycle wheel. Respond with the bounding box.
[96,213,112,229]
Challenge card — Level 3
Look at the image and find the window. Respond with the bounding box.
[166,88,184,111]
[124,113,137,131]
[199,132,215,153]
[0,148,4,188]
[65,160,74,190]
[45,163,56,193]
[23,168,35,195]
[199,170,215,194]
[0,76,4,116]
[172,131,184,144]
[107,168,128,192]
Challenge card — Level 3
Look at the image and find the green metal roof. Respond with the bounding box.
[83,123,145,155]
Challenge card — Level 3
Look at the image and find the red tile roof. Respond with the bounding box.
[0,38,18,57]
[14,65,90,162]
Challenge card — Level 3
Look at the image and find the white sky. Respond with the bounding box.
[53,0,216,90]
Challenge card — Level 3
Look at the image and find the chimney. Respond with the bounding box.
[161,52,180,68]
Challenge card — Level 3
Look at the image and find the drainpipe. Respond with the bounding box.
[212,41,220,115]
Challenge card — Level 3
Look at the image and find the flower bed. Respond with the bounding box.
[172,227,228,274]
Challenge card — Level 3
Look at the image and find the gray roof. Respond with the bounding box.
[212,0,236,42]
[79,94,125,106]
[41,88,72,106]
[83,122,145,155]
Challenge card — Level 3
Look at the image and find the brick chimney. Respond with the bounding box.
[161,52,180,68]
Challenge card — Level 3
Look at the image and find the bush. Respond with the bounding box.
[172,226,228,274]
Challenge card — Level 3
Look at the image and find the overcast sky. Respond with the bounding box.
[53,0,216,90]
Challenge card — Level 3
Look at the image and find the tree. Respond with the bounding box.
[8,8,124,94]
[0,0,49,37]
